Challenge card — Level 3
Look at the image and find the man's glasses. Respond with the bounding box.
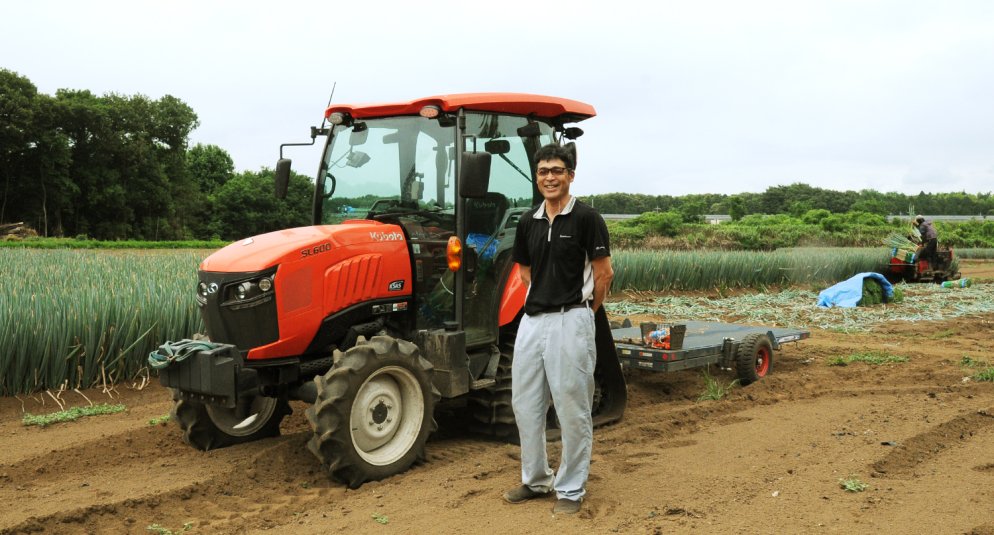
[536,167,570,177]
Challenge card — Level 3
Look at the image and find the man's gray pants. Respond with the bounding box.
[512,306,596,502]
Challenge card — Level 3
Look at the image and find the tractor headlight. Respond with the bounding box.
[236,282,254,300]
[218,270,277,306]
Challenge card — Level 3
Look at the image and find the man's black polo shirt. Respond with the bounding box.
[512,196,611,316]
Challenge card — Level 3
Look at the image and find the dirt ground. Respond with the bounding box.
[2,261,993,534]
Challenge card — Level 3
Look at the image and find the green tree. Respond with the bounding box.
[728,196,746,221]
[788,200,813,218]
[0,69,38,225]
[187,144,234,194]
[634,211,683,237]
[208,168,312,240]
[801,208,831,224]
[0,70,73,235]
[54,90,199,239]
[678,199,706,223]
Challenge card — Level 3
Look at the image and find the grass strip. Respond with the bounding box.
[828,352,909,366]
[22,403,126,427]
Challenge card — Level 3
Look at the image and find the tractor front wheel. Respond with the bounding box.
[171,392,291,451]
[735,333,773,386]
[305,336,439,488]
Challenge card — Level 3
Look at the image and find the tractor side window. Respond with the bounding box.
[412,128,455,211]
[463,113,554,209]
[460,114,553,347]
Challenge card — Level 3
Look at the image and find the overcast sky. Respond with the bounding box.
[4,0,993,197]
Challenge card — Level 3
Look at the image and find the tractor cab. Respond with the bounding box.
[276,94,594,350]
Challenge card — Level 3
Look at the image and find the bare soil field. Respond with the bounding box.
[2,261,993,534]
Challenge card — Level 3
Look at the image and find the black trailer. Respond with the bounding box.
[612,321,810,385]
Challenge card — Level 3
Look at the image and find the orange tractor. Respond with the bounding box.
[158,94,627,488]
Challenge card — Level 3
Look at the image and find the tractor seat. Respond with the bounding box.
[464,192,509,261]
[465,192,509,237]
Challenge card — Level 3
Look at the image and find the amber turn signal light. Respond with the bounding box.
[446,236,462,271]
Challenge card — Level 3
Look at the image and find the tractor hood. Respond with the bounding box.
[200,220,407,273]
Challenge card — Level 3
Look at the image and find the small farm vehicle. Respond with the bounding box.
[157,93,808,489]
[884,245,961,284]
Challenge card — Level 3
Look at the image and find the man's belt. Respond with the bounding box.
[534,301,591,314]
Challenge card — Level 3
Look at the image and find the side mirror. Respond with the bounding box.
[565,142,577,170]
[275,159,291,199]
[349,125,368,146]
[516,122,541,138]
[459,152,491,199]
[484,139,510,155]
[563,127,584,140]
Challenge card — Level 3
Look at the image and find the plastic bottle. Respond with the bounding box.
[644,328,671,349]
[941,278,971,288]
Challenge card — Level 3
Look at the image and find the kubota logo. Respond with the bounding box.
[369,231,404,242]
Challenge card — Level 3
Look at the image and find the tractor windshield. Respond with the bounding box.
[316,113,555,225]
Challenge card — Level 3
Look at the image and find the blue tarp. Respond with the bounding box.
[465,232,497,260]
[816,272,894,308]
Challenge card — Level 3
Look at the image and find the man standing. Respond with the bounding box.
[502,143,613,515]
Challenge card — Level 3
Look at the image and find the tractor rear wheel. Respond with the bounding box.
[305,336,439,488]
[468,324,518,441]
[735,333,773,386]
[170,392,291,451]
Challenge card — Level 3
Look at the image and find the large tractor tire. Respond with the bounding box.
[468,328,517,441]
[170,391,291,451]
[735,332,773,386]
[471,307,628,443]
[305,336,439,489]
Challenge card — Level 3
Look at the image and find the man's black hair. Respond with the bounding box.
[534,143,575,170]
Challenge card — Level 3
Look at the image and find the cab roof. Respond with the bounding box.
[325,93,596,123]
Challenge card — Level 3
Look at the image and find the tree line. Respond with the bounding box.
[583,184,994,219]
[3,69,992,242]
[0,69,311,241]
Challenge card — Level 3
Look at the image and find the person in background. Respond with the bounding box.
[501,143,613,515]
[912,215,938,268]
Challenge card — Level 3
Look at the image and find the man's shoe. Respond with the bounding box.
[503,485,550,504]
[553,498,581,514]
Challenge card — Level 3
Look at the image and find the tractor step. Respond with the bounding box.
[470,378,496,390]
[299,356,334,379]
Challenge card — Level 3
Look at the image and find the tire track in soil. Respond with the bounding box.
[871,408,994,479]
[1,424,509,534]
[1,432,341,535]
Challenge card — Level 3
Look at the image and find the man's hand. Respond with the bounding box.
[518,264,531,288]
[591,256,613,312]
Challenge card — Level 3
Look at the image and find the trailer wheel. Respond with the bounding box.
[170,391,291,451]
[735,333,773,386]
[305,336,439,488]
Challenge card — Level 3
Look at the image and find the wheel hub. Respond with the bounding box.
[349,365,425,466]
[371,400,390,425]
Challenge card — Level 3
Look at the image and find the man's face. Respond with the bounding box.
[535,158,574,204]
